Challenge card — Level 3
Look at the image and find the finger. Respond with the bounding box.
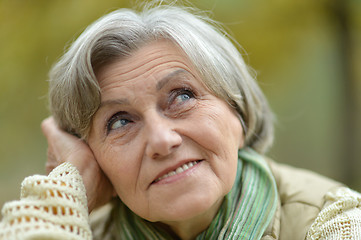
[42,117,66,174]
[41,116,54,135]
[41,117,82,146]
[41,116,61,139]
[45,160,59,174]
[45,149,61,174]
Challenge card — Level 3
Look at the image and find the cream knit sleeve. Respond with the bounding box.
[306,187,361,240]
[0,162,92,240]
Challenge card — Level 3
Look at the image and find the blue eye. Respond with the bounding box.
[173,89,194,104]
[177,92,191,101]
[111,119,130,130]
[107,112,132,133]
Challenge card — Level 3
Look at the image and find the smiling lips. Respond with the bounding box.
[153,160,201,183]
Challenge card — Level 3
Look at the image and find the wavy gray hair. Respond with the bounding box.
[49,3,274,153]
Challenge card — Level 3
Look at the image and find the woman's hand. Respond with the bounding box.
[41,117,115,212]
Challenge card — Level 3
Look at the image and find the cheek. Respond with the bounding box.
[192,106,241,180]
[193,110,242,153]
[92,144,139,194]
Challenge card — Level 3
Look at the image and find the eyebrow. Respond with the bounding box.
[156,69,188,91]
[99,98,129,109]
[98,69,189,109]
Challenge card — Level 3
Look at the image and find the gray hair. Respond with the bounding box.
[49,3,274,153]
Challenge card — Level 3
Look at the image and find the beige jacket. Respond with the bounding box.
[261,160,343,239]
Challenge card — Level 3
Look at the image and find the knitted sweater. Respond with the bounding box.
[0,163,92,239]
[1,162,361,239]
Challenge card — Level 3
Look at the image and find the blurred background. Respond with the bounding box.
[0,0,360,208]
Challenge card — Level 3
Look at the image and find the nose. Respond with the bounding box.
[144,113,182,159]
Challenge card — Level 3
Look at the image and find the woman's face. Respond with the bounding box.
[88,40,244,224]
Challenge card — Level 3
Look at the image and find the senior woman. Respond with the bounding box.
[1,3,361,240]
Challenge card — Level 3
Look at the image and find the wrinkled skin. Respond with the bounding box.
[42,40,244,239]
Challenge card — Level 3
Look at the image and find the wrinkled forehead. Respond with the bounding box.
[95,39,204,91]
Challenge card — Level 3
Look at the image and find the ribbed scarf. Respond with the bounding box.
[111,148,278,239]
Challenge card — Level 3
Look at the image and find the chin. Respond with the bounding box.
[148,190,225,223]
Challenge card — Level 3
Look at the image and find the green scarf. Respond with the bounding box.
[111,148,278,239]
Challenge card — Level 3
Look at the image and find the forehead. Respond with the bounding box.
[95,40,200,90]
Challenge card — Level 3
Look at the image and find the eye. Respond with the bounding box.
[172,88,195,105]
[107,112,133,133]
[177,93,191,101]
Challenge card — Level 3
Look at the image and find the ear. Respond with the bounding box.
[112,188,118,197]
[238,131,245,149]
[236,112,246,149]
[239,115,247,149]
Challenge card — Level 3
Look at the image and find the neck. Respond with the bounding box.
[160,198,224,240]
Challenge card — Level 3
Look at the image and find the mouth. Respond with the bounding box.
[152,160,202,184]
